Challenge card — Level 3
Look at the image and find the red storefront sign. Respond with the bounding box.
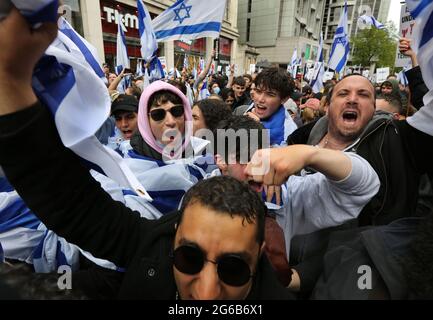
[100,0,157,57]
[174,38,206,54]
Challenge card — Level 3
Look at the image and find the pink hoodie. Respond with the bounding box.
[138,81,193,155]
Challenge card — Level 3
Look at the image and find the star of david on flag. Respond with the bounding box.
[152,0,227,42]
[174,3,192,24]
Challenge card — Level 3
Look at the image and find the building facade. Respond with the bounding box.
[237,0,331,69]
[62,0,243,73]
[322,0,391,45]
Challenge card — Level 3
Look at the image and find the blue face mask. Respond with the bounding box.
[213,87,221,95]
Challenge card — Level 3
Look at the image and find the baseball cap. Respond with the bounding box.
[111,94,139,115]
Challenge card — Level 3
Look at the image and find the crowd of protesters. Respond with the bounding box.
[0,7,433,301]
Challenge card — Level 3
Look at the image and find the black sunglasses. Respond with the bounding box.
[172,244,254,287]
[149,105,184,122]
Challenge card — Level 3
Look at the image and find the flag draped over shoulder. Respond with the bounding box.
[358,14,385,29]
[152,0,227,42]
[7,0,151,200]
[328,0,350,75]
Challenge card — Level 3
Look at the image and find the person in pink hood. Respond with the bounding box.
[129,81,195,161]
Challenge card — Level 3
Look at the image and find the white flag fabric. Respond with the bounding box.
[405,0,433,90]
[328,1,350,75]
[58,17,105,79]
[288,48,298,78]
[310,32,325,93]
[6,0,151,200]
[152,0,227,42]
[198,79,211,101]
[405,0,433,137]
[116,15,130,75]
[358,14,385,29]
[137,0,164,81]
[137,0,158,62]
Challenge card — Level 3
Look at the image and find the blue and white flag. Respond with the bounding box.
[328,1,350,75]
[358,14,385,29]
[406,0,433,90]
[199,79,211,100]
[137,0,158,62]
[288,48,298,78]
[137,0,164,82]
[399,68,409,87]
[184,55,189,70]
[58,17,105,79]
[116,15,130,75]
[136,59,145,77]
[8,1,151,200]
[405,0,433,137]
[310,32,325,93]
[152,0,227,42]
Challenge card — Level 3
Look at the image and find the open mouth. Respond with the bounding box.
[342,111,358,123]
[248,180,264,193]
[122,130,133,138]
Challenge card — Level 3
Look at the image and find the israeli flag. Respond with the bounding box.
[137,0,158,62]
[328,1,350,75]
[405,0,433,136]
[152,0,227,42]
[310,32,325,93]
[116,15,130,75]
[399,69,409,87]
[184,55,189,70]
[137,0,164,82]
[9,1,151,201]
[406,0,433,90]
[199,79,211,101]
[136,59,145,77]
[358,14,385,29]
[288,48,298,78]
[58,17,105,79]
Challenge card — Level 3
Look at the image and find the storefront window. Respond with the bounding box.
[63,0,84,36]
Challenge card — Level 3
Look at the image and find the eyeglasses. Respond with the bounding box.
[172,244,254,287]
[149,105,184,122]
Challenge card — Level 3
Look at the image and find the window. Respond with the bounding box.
[247,18,251,42]
[225,0,231,20]
[248,0,252,13]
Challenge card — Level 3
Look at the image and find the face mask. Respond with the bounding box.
[213,87,221,95]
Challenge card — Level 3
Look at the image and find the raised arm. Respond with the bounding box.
[0,8,147,268]
[245,145,353,186]
[194,49,215,88]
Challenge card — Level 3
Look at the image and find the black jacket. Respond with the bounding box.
[406,66,429,110]
[0,103,294,300]
[311,217,422,300]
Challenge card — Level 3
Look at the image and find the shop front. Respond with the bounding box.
[174,38,207,73]
[100,0,163,73]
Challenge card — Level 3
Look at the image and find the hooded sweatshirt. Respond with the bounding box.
[130,81,193,162]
